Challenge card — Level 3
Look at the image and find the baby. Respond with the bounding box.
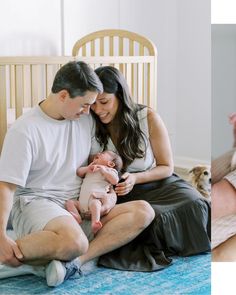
[67,151,123,234]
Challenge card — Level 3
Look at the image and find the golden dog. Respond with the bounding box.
[189,165,211,199]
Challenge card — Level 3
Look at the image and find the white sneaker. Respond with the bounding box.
[45,259,82,287]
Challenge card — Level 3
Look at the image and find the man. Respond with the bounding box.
[0,61,154,286]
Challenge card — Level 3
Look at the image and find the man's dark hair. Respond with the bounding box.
[51,61,103,97]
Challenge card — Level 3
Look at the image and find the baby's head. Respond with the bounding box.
[92,151,123,171]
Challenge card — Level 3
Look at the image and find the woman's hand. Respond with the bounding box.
[115,172,136,196]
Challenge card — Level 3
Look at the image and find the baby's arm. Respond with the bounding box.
[77,163,96,178]
[93,165,119,185]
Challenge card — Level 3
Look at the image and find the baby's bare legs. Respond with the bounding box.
[89,196,103,234]
[89,192,117,234]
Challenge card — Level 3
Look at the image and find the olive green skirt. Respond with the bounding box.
[98,174,211,271]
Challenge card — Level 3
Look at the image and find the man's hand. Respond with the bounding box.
[0,235,23,267]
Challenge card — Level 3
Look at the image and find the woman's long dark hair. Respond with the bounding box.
[93,66,147,170]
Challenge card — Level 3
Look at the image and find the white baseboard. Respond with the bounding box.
[174,156,210,170]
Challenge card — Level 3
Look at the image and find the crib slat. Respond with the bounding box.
[31,65,44,106]
[129,40,134,96]
[46,65,55,96]
[119,37,124,55]
[139,44,144,55]
[139,45,145,103]
[82,45,86,56]
[15,65,24,118]
[91,40,95,56]
[100,37,104,56]
[109,36,114,56]
[10,65,16,108]
[129,40,134,56]
[147,63,151,107]
[126,63,132,95]
[149,61,155,109]
[137,63,143,104]
[23,65,31,107]
[0,65,7,152]
[119,37,124,73]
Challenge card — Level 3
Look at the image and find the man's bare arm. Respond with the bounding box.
[0,181,23,266]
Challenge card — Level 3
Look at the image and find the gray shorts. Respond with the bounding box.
[11,198,94,241]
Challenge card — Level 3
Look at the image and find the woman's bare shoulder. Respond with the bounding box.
[147,107,161,124]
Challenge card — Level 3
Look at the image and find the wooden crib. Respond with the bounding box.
[0,29,157,152]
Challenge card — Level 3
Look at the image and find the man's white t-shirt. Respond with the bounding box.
[0,105,97,205]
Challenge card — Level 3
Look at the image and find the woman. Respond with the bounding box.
[88,66,211,271]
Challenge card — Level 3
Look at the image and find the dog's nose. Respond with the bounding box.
[209,178,211,184]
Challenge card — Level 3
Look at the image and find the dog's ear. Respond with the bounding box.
[189,166,202,175]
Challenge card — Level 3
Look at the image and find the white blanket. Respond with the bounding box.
[212,215,236,249]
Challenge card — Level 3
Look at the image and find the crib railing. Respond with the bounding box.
[0,55,157,152]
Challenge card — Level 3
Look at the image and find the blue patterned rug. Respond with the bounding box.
[0,253,210,295]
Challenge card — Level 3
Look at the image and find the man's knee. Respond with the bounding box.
[132,200,155,229]
[56,231,89,261]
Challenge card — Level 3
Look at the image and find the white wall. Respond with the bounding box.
[0,0,211,166]
[212,25,236,158]
[64,0,120,55]
[175,0,211,165]
[0,0,61,55]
